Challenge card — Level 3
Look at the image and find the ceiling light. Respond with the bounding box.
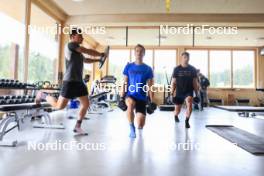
[106,36,115,40]
[257,37,264,40]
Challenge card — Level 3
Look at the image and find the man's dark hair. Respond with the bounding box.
[70,28,82,37]
[181,51,190,58]
[135,44,146,54]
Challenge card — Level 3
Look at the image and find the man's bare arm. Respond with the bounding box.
[76,47,103,57]
[147,78,154,102]
[193,78,199,96]
[84,58,101,63]
[171,78,177,97]
[121,76,128,98]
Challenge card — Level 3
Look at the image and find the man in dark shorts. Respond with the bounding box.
[121,44,154,138]
[35,28,106,135]
[170,52,199,128]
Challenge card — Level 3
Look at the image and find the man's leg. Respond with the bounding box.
[125,97,136,138]
[173,96,184,123]
[174,104,182,122]
[36,92,69,110]
[200,91,204,111]
[136,113,146,129]
[185,96,193,128]
[46,95,69,109]
[134,99,147,129]
[136,113,145,137]
[73,95,90,135]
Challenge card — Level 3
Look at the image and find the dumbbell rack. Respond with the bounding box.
[0,82,63,147]
[0,87,60,106]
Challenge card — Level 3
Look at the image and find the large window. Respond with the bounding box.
[107,48,255,89]
[187,50,208,77]
[233,50,255,88]
[210,50,232,88]
[28,4,59,83]
[0,0,25,80]
[154,50,177,85]
[108,49,130,84]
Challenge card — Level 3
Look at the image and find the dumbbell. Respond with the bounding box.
[5,81,11,87]
[0,100,5,105]
[16,95,22,99]
[3,95,11,100]
[12,99,20,104]
[21,98,26,104]
[29,98,35,103]
[0,82,4,88]
[146,102,157,114]
[24,98,30,103]
[43,81,51,88]
[6,99,15,104]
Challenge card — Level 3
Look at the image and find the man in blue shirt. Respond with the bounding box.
[121,44,154,138]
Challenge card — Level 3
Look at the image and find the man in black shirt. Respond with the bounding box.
[170,52,199,128]
[197,70,210,110]
[35,28,105,135]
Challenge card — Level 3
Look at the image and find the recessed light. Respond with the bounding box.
[106,36,115,40]
[257,37,264,40]
[156,35,167,39]
[72,0,83,2]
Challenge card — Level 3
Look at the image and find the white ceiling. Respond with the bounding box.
[53,0,264,15]
[52,0,264,46]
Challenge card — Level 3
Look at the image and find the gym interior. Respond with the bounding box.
[0,0,264,176]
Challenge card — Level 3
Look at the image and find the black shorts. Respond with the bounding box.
[60,81,88,99]
[173,92,193,105]
[127,96,147,116]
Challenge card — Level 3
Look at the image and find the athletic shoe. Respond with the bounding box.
[73,127,88,135]
[174,115,180,123]
[185,119,190,128]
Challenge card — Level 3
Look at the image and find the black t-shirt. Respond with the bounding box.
[199,76,210,90]
[172,65,197,96]
[63,42,84,82]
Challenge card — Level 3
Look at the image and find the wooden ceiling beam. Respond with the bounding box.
[68,13,264,24]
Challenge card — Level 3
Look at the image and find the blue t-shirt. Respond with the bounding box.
[123,62,153,101]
